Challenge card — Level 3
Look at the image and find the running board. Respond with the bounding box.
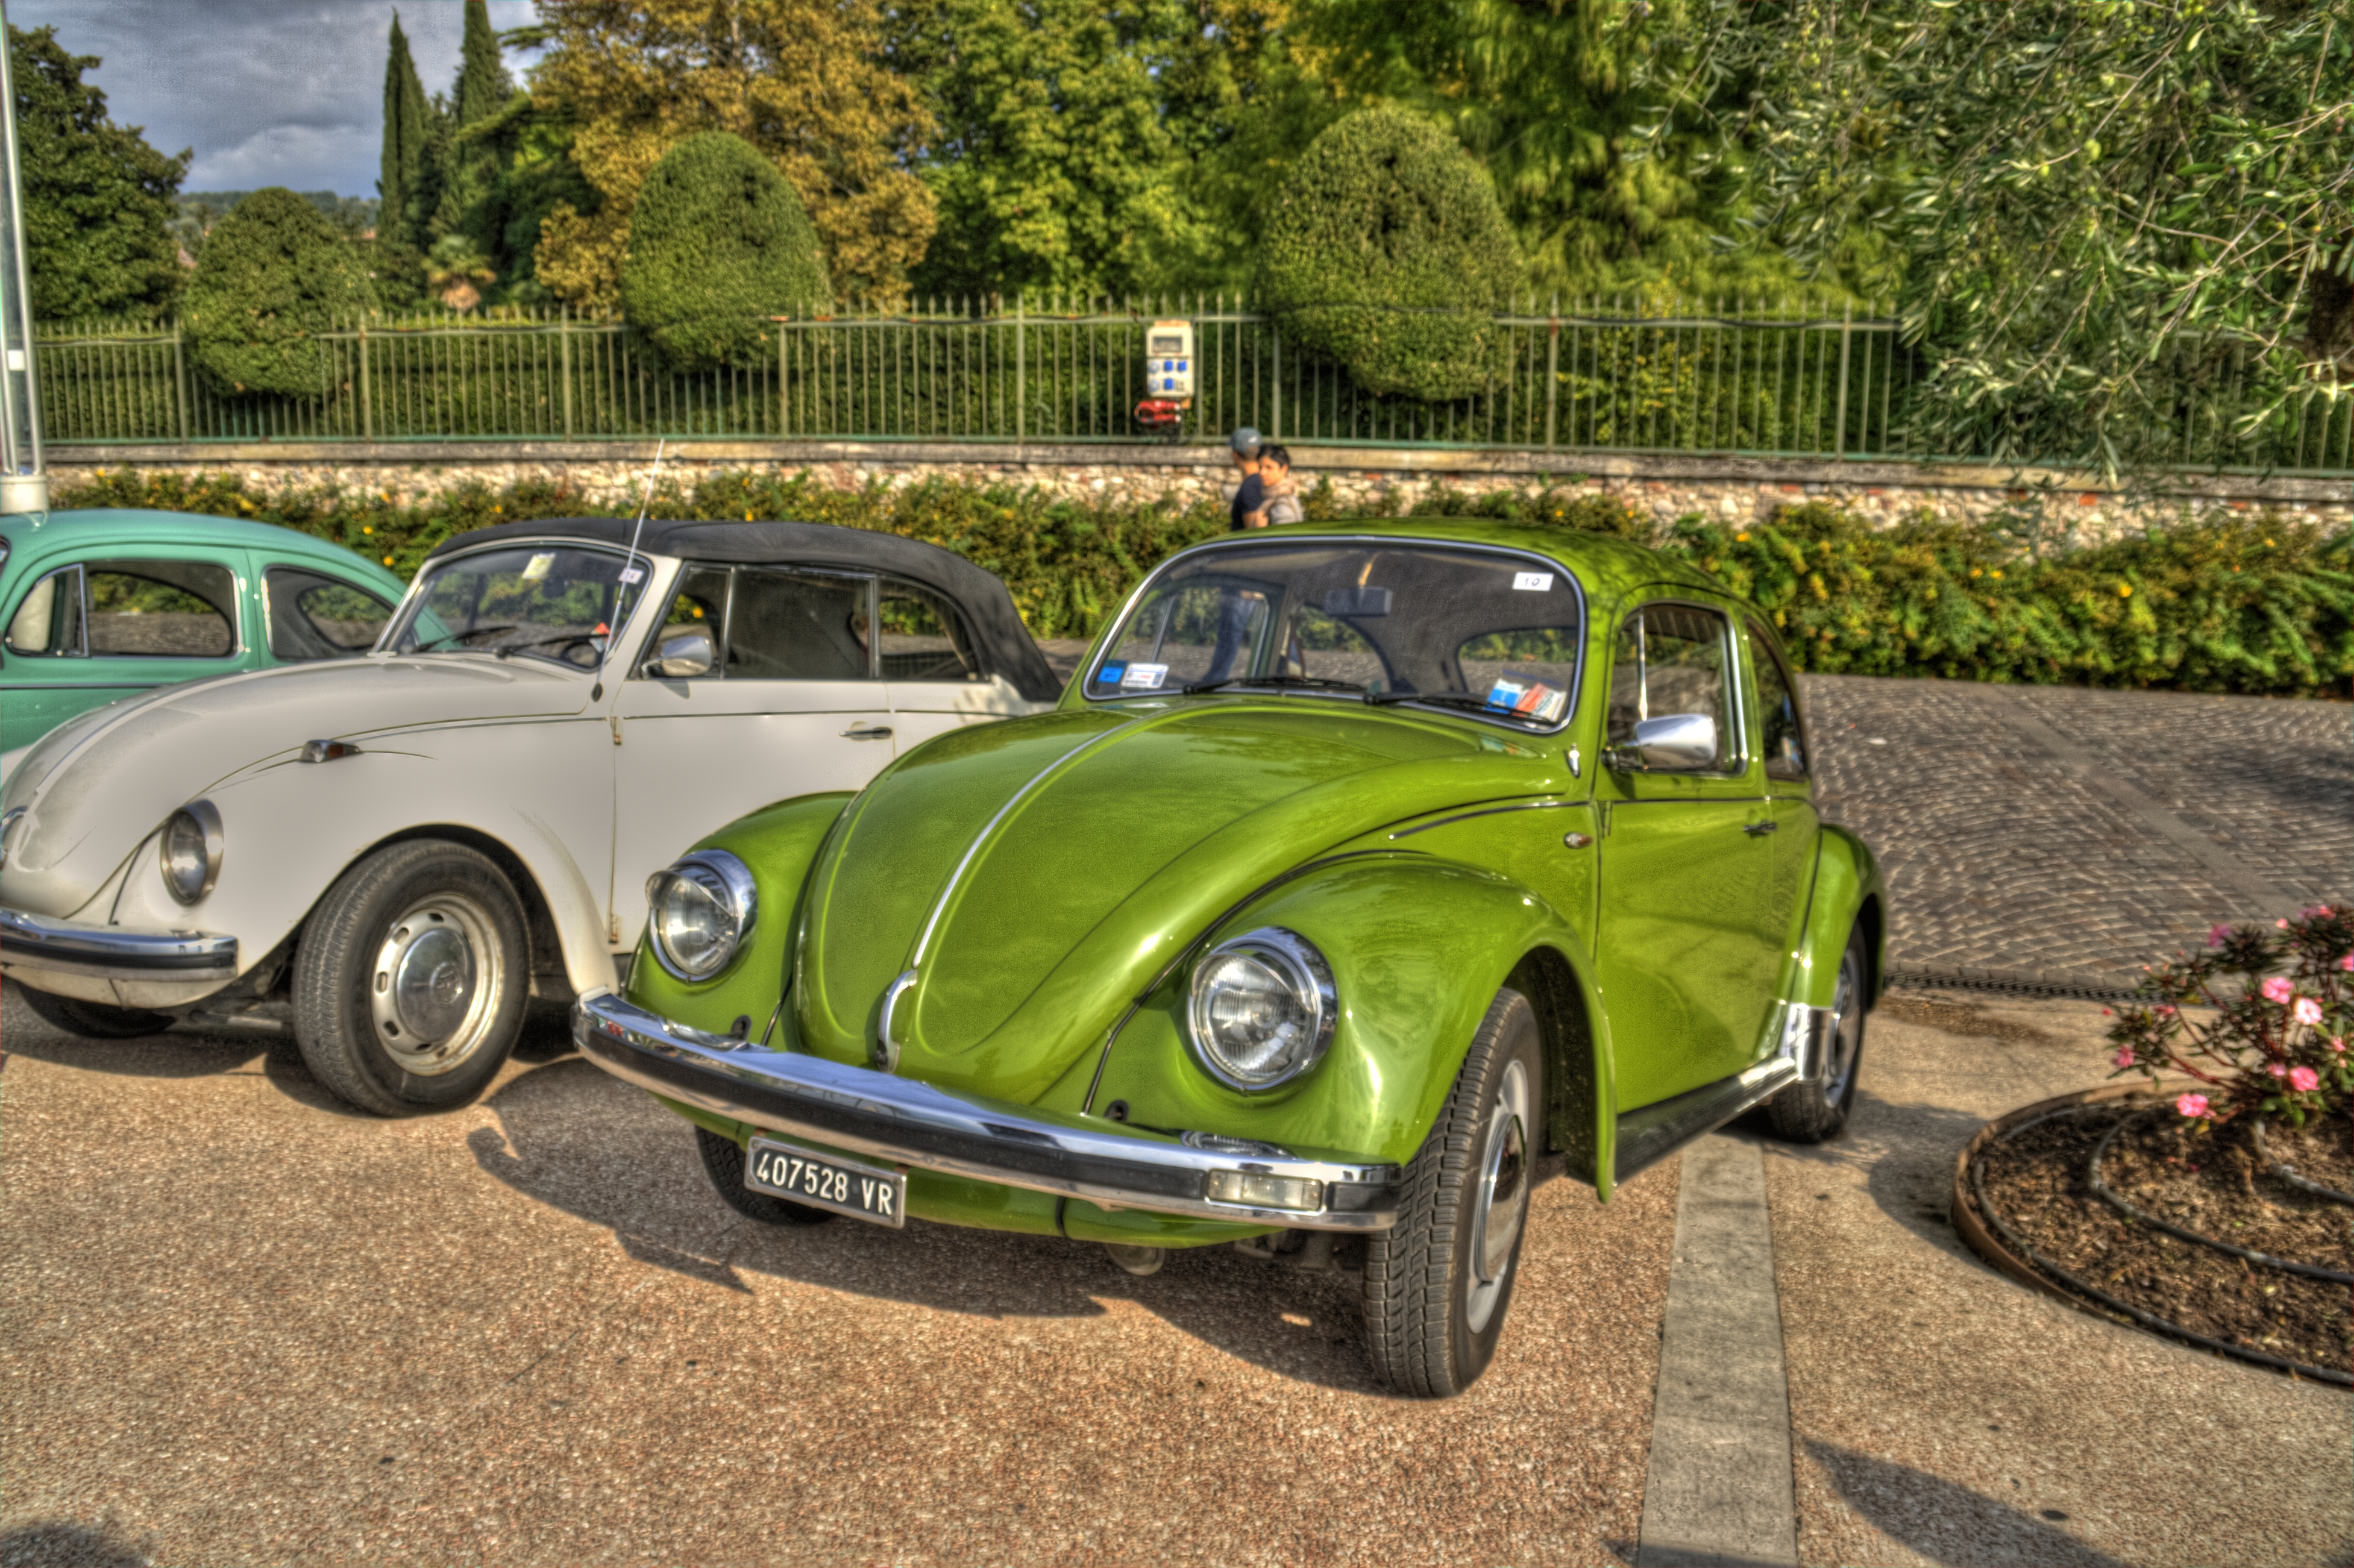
[1613,1058,1800,1187]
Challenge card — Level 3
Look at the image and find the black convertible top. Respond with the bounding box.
[423,516,1060,701]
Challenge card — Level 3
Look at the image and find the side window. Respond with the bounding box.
[265,568,395,660]
[724,568,874,680]
[87,561,237,658]
[1748,620,1808,779]
[4,564,86,656]
[877,578,980,682]
[639,564,730,678]
[1605,603,1736,770]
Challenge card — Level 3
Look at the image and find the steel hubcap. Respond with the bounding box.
[369,894,501,1076]
[1466,1058,1531,1332]
[1824,952,1863,1105]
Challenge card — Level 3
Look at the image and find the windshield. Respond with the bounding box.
[388,544,645,668]
[1086,540,1584,729]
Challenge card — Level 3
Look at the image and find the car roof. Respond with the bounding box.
[1182,517,1725,603]
[3,508,406,586]
[425,516,1061,701]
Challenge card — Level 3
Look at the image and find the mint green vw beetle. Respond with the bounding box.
[576,519,1885,1396]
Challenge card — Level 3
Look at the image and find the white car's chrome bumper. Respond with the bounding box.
[573,988,1402,1231]
[0,906,239,982]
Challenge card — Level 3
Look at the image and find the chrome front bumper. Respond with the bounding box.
[573,989,1402,1231]
[0,906,239,982]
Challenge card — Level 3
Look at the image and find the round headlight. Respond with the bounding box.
[645,850,758,982]
[159,801,224,905]
[1185,927,1337,1091]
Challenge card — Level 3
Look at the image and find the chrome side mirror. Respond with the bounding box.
[1613,712,1718,771]
[642,627,715,679]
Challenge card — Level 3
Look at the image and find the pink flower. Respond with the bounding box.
[2334,1037,2348,1055]
[2290,1066,2320,1093]
[2277,919,2291,930]
[2337,952,2353,973]
[2112,1048,2136,1068]
[2294,997,2324,1026]
[2261,976,2294,1005]
[2268,1062,2289,1078]
[2208,924,2232,949]
[2176,1093,2211,1119]
[2157,1005,2177,1018]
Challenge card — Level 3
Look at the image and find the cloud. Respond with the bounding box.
[12,0,542,196]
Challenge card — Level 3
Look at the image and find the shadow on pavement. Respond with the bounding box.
[0,1515,157,1567]
[464,1052,1483,1396]
[1804,1440,2131,1568]
[1739,1087,1989,1258]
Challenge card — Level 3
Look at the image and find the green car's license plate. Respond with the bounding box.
[745,1137,906,1228]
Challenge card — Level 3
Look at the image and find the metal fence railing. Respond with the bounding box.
[30,296,2354,475]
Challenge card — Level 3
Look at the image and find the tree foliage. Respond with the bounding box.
[432,0,516,252]
[1711,0,2354,472]
[620,130,830,369]
[892,0,1286,299]
[377,13,432,254]
[1255,108,1521,400]
[181,188,374,397]
[530,0,935,310]
[8,24,187,321]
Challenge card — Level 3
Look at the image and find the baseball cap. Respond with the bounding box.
[1229,427,1263,456]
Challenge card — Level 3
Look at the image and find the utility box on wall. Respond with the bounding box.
[1146,321,1194,399]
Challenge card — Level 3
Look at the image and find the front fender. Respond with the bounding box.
[1084,853,1615,1172]
[623,792,857,1040]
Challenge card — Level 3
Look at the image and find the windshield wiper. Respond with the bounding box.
[1364,691,1521,716]
[1182,674,1367,695]
[407,623,518,653]
[493,632,601,659]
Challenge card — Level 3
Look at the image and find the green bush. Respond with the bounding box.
[1255,109,1522,403]
[180,187,374,397]
[49,469,2354,695]
[620,132,831,374]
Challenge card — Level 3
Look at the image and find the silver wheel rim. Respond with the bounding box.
[1466,1056,1531,1334]
[1823,949,1864,1106]
[368,892,503,1076]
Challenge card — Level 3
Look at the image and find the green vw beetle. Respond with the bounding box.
[575,519,1885,1396]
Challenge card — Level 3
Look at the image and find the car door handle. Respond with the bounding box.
[1743,820,1778,836]
[841,724,894,741]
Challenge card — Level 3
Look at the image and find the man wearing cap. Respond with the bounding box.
[1228,427,1265,532]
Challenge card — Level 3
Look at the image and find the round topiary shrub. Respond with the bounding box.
[181,188,375,397]
[1255,109,1521,402]
[620,131,832,374]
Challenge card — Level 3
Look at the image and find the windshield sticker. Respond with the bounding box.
[617,566,645,584]
[1486,671,1568,723]
[1120,662,1168,690]
[520,552,556,583]
[1097,662,1126,685]
[1512,571,1554,592]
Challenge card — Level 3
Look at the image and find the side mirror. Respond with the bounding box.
[1612,712,1718,772]
[642,627,715,679]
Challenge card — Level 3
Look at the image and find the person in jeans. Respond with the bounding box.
[1226,427,1265,532]
[1207,428,1267,681]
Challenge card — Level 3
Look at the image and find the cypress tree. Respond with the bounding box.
[432,0,514,254]
[376,13,429,252]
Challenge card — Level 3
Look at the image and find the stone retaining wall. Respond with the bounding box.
[50,439,2351,545]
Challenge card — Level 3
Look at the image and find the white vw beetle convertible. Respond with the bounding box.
[0,518,1058,1113]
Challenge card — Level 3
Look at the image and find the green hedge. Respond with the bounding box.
[181,187,375,397]
[52,468,2354,697]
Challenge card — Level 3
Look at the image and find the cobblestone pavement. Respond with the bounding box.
[1806,677,2353,985]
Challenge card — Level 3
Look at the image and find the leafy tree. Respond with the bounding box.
[431,0,516,252]
[1255,108,1521,400]
[620,130,830,369]
[530,0,935,310]
[377,11,432,253]
[1718,0,2354,471]
[8,24,188,321]
[182,188,375,397]
[893,0,1285,300]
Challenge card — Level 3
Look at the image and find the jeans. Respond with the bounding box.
[1205,591,1255,683]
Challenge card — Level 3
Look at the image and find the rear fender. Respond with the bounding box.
[1084,854,1618,1179]
[1785,823,1886,1011]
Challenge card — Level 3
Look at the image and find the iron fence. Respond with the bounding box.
[30,296,2354,475]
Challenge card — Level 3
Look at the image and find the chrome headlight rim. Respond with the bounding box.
[1185,925,1338,1093]
[159,800,225,906]
[0,806,25,871]
[644,849,759,983]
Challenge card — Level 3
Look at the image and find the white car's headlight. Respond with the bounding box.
[160,801,224,905]
[645,850,759,982]
[1186,927,1337,1091]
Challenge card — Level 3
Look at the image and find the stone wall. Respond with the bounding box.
[49,438,2351,545]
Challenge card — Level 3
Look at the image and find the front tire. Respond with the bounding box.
[290,840,529,1115]
[12,982,173,1040]
[1363,987,1542,1397]
[695,1129,835,1226]
[1765,926,1869,1143]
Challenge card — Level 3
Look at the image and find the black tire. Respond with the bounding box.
[1765,926,1869,1143]
[290,839,530,1116]
[1363,987,1543,1397]
[695,1128,836,1226]
[12,982,174,1040]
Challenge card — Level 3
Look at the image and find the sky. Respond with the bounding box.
[11,1,543,197]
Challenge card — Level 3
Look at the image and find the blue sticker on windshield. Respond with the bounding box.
[1098,663,1126,685]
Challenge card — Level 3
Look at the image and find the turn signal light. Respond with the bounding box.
[1206,1170,1324,1212]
